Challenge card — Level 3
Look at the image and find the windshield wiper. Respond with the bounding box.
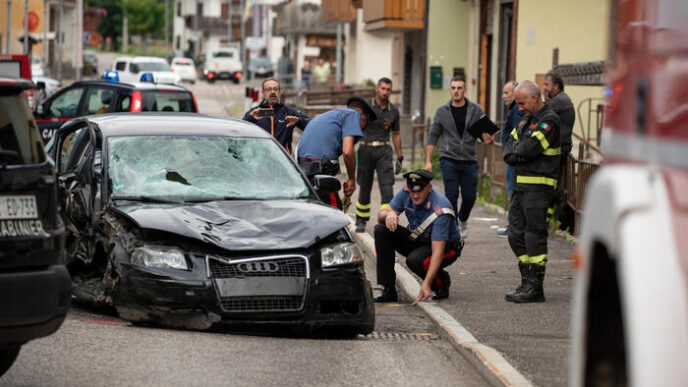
[110,195,184,204]
[183,196,265,203]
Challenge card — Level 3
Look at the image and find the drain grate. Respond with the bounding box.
[357,331,440,341]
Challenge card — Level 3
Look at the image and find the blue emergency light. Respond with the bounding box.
[140,72,155,83]
[103,71,119,83]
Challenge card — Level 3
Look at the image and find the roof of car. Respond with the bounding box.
[78,113,272,139]
[114,56,168,63]
[67,79,190,91]
[0,77,34,92]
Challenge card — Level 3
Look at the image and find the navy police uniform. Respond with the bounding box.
[374,170,462,301]
[503,104,561,303]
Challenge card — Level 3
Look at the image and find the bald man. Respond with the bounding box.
[502,80,561,303]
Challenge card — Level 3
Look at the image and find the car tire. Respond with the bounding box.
[0,346,21,377]
[190,80,195,85]
[208,78,215,84]
[233,78,240,84]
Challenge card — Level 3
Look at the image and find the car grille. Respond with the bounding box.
[220,296,303,312]
[207,255,309,313]
[208,256,307,278]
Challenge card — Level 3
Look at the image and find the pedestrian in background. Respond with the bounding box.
[300,60,312,89]
[312,58,330,85]
[543,71,575,215]
[496,80,524,237]
[425,76,492,240]
[354,77,403,233]
[296,97,377,209]
[243,78,310,153]
[374,170,463,303]
[503,81,561,303]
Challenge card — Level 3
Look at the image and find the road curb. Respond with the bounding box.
[349,220,534,387]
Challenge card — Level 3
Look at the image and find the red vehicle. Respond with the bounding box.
[0,54,35,109]
[571,0,688,385]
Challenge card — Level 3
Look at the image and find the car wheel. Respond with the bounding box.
[233,78,240,84]
[0,346,21,377]
[208,78,215,84]
[191,80,195,85]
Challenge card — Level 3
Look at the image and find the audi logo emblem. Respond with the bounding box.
[237,261,279,273]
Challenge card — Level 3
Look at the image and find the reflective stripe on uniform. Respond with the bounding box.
[529,254,547,265]
[546,207,555,222]
[511,128,518,140]
[380,203,389,210]
[517,254,529,263]
[532,131,550,150]
[356,202,371,218]
[542,147,561,156]
[516,175,557,188]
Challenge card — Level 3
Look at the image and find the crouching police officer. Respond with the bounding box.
[503,80,561,303]
[374,170,463,303]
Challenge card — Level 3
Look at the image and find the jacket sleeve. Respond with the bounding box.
[290,107,310,130]
[243,108,258,123]
[502,129,519,166]
[426,112,443,146]
[512,118,560,162]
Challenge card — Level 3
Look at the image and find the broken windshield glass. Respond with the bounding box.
[108,136,309,200]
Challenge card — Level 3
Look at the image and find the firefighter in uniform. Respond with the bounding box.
[374,170,463,303]
[503,81,561,303]
[354,77,403,233]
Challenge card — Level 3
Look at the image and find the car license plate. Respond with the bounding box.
[214,278,306,297]
[0,195,38,219]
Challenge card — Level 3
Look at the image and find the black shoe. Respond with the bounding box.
[374,287,398,303]
[510,264,546,303]
[431,272,450,300]
[505,262,528,302]
[355,219,366,233]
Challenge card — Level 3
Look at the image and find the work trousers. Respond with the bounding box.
[374,223,460,289]
[439,158,478,222]
[507,190,553,266]
[356,145,394,221]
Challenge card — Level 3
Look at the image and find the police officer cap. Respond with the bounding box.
[403,169,433,192]
[346,96,377,121]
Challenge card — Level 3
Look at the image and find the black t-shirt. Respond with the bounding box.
[450,104,467,137]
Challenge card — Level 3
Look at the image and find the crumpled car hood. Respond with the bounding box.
[114,199,350,250]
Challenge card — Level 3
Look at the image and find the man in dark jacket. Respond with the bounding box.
[243,78,310,153]
[503,80,561,303]
[426,76,492,240]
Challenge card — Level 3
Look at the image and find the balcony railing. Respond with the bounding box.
[274,3,337,36]
[363,0,424,31]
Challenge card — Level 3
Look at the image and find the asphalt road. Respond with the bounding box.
[0,77,490,387]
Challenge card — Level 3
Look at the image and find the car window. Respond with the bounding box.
[115,61,126,71]
[84,87,114,115]
[118,95,131,111]
[49,87,85,118]
[58,127,90,174]
[212,51,234,58]
[108,136,309,200]
[141,91,194,112]
[0,94,46,165]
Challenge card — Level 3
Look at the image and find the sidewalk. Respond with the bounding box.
[348,176,574,387]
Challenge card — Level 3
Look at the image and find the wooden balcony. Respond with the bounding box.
[363,0,424,31]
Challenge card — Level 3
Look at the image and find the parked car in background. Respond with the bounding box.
[248,56,274,79]
[111,56,181,85]
[47,113,375,334]
[32,76,61,110]
[35,76,198,144]
[82,50,98,76]
[203,48,242,83]
[30,56,45,77]
[170,57,197,84]
[0,77,70,377]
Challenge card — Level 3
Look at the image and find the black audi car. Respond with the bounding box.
[48,113,374,334]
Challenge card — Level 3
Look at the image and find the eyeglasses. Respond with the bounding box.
[263,87,280,92]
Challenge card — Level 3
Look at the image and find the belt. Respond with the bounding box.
[360,141,390,147]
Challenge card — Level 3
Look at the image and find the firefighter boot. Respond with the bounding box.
[374,286,398,303]
[355,218,367,233]
[511,264,546,303]
[505,262,528,302]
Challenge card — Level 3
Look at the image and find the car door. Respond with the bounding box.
[54,122,96,265]
[34,84,87,144]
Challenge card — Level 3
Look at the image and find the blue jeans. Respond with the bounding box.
[439,158,478,222]
[505,163,515,197]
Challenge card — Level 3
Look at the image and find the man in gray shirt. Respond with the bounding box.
[425,76,493,239]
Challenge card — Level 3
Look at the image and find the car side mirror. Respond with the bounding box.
[312,175,341,196]
[36,81,46,90]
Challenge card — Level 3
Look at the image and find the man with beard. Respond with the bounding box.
[354,77,402,233]
[243,78,310,153]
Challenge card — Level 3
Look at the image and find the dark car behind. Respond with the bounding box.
[0,77,70,376]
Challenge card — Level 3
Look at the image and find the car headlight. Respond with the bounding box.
[131,245,188,270]
[320,242,362,268]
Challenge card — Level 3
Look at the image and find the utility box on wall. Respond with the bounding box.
[429,66,443,89]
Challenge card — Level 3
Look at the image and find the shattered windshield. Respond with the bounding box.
[108,136,310,201]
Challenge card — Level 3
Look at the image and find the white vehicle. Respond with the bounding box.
[30,56,45,77]
[111,56,181,85]
[203,48,242,83]
[170,57,197,84]
[571,0,688,386]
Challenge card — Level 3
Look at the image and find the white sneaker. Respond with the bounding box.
[459,221,468,240]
